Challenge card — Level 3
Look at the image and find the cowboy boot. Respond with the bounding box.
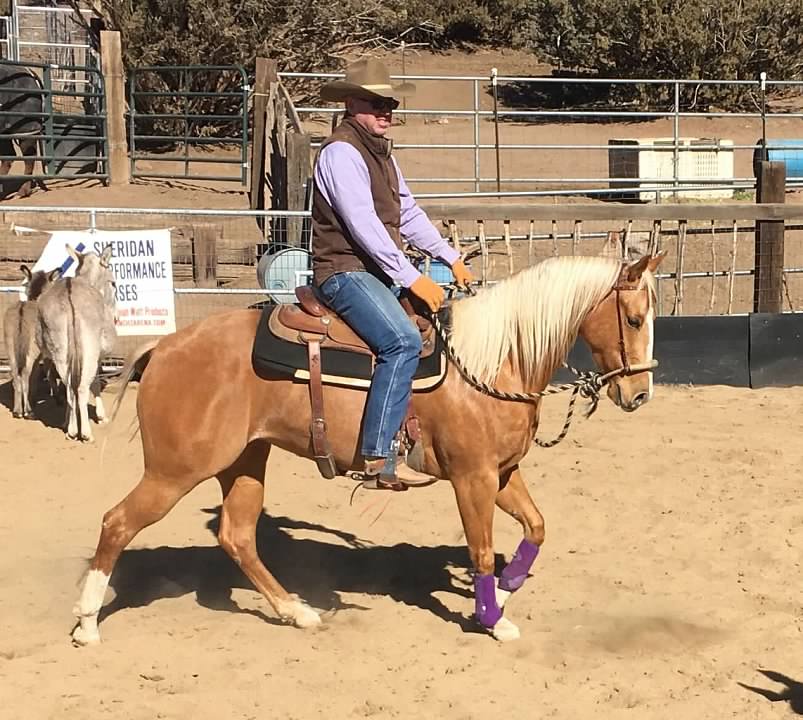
[363,454,438,491]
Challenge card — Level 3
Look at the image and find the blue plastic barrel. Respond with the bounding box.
[754,138,803,178]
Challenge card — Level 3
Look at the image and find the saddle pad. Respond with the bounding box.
[251,303,448,390]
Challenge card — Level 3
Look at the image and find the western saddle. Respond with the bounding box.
[272,285,434,481]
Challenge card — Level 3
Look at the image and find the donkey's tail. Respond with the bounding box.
[14,304,26,375]
[109,339,160,423]
[65,280,83,432]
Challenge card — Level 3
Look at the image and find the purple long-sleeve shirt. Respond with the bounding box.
[314,141,460,288]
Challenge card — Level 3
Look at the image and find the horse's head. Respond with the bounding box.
[579,252,666,412]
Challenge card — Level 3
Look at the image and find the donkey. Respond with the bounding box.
[38,245,117,441]
[2,265,59,418]
[0,63,45,198]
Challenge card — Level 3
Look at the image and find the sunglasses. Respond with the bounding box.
[367,97,399,112]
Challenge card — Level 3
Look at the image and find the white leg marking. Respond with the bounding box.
[72,569,110,646]
[495,580,512,609]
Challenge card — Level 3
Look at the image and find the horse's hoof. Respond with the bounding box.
[12,411,22,419]
[71,624,101,647]
[23,412,36,421]
[285,599,321,629]
[491,617,520,642]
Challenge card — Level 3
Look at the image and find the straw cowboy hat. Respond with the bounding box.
[320,58,416,102]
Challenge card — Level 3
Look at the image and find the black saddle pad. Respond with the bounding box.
[251,303,446,385]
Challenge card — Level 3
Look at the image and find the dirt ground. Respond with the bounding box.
[0,380,801,719]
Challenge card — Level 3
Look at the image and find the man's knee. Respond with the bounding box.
[383,324,422,359]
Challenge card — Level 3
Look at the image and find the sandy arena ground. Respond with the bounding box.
[0,379,801,720]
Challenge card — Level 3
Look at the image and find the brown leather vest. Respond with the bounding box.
[311,117,401,287]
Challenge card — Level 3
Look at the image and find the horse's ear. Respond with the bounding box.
[48,268,62,282]
[626,254,650,282]
[647,250,668,272]
[20,264,31,280]
[99,244,113,266]
[627,250,668,281]
[66,244,80,262]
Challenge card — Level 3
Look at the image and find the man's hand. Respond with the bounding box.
[410,274,445,313]
[451,259,475,289]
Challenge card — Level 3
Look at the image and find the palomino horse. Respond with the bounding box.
[72,251,665,645]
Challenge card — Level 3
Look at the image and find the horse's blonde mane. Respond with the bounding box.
[449,255,654,387]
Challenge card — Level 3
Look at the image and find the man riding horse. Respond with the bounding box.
[311,58,474,490]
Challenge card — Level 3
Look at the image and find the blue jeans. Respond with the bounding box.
[317,272,422,459]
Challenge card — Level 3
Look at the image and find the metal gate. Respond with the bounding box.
[0,58,107,187]
[127,65,250,185]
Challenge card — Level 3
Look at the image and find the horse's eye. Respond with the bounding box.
[627,316,642,329]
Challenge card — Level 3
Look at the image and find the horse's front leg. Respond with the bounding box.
[494,465,544,609]
[452,471,520,642]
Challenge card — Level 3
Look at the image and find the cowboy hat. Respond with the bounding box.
[320,58,416,102]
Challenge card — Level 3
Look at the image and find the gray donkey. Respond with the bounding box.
[39,245,117,441]
[2,265,60,418]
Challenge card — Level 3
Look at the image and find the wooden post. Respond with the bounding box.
[673,220,687,315]
[503,220,513,275]
[727,220,738,314]
[100,31,129,185]
[192,224,218,288]
[477,220,488,286]
[250,58,277,212]
[286,132,311,248]
[754,160,786,313]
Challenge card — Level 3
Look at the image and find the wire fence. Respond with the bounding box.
[281,69,803,200]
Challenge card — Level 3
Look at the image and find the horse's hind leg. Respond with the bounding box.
[216,440,321,629]
[494,466,545,608]
[72,470,199,646]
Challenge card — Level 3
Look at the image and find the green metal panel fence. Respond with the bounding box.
[127,65,249,185]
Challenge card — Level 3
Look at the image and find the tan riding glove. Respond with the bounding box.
[451,259,475,288]
[410,274,445,313]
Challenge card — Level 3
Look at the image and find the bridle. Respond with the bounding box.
[609,263,652,376]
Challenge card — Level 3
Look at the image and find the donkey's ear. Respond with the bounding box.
[20,264,32,280]
[99,244,113,266]
[647,250,668,273]
[66,244,81,262]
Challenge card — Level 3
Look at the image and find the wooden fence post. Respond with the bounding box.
[754,160,786,313]
[192,224,218,288]
[100,31,129,185]
[250,58,278,213]
[286,132,311,248]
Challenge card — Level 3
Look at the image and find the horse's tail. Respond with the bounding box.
[109,339,160,423]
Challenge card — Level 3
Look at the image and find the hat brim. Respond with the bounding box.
[320,80,416,103]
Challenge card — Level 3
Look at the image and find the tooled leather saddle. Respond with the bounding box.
[251,286,447,480]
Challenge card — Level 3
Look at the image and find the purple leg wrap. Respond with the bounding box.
[474,573,502,628]
[499,539,540,592]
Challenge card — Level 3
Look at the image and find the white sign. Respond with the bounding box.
[33,228,177,336]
